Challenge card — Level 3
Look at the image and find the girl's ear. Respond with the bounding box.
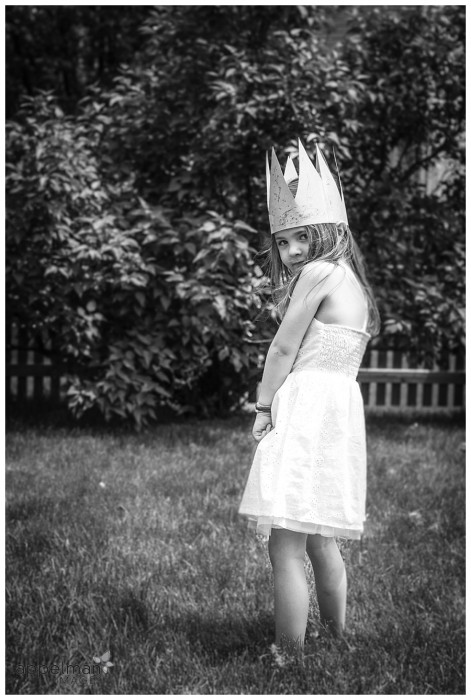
[336,222,348,236]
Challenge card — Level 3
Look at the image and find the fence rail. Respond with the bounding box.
[358,349,464,409]
[6,324,465,410]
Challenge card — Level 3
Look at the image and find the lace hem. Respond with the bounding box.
[244,515,363,540]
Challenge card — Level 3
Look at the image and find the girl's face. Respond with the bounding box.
[274,226,310,272]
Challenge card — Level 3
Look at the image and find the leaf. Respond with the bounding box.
[235,220,257,234]
[193,249,209,263]
[160,296,171,311]
[213,295,227,320]
[135,291,146,307]
[185,241,197,256]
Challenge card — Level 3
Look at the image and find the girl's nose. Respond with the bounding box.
[290,244,302,256]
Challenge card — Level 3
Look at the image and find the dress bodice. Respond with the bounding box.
[291,318,370,380]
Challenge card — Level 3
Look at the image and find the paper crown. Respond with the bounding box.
[266,139,348,234]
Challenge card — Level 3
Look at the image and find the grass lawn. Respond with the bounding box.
[6,412,465,694]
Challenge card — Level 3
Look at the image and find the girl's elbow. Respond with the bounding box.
[270,341,296,359]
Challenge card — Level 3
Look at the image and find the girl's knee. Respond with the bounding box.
[268,529,306,568]
[306,535,337,562]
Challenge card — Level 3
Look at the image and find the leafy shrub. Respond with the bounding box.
[6,94,266,428]
[89,5,465,362]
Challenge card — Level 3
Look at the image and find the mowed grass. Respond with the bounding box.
[6,413,465,694]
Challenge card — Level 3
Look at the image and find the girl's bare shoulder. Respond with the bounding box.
[300,260,345,286]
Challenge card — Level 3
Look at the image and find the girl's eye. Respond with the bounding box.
[299,233,308,241]
[277,240,286,247]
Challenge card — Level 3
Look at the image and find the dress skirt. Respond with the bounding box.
[238,369,367,539]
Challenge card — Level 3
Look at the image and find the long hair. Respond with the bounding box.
[262,179,380,335]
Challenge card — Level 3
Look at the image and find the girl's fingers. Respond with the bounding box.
[252,423,273,442]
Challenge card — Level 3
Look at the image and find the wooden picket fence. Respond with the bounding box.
[6,324,66,405]
[6,323,465,411]
[358,348,464,410]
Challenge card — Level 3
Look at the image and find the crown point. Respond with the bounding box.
[284,156,298,184]
[266,138,349,233]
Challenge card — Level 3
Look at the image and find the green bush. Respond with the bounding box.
[6,94,265,428]
[89,5,464,362]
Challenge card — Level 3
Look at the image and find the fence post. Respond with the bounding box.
[454,354,465,407]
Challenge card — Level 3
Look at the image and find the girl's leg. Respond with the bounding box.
[306,534,346,636]
[268,528,309,646]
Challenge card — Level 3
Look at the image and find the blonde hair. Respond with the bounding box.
[262,179,380,335]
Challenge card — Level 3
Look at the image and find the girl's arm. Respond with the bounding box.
[257,261,341,406]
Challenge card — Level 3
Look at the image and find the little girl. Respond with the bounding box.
[239,139,380,648]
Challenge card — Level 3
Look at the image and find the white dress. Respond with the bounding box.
[239,311,370,540]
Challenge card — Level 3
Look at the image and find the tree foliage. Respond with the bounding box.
[89,5,464,360]
[342,7,465,362]
[5,5,151,117]
[6,6,465,425]
[6,95,264,427]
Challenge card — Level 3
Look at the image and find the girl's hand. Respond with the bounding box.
[252,412,273,442]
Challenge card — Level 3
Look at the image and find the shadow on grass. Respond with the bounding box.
[6,398,254,432]
[180,610,273,658]
[101,585,272,660]
[365,407,464,427]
